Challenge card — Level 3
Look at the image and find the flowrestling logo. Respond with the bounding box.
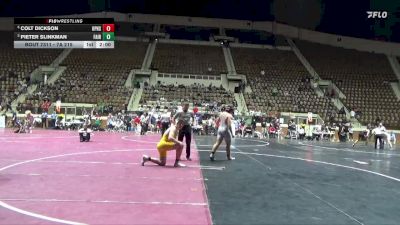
[366,11,388,19]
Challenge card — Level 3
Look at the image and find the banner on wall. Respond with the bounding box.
[0,116,5,128]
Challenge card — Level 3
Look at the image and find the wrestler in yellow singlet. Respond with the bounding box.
[157,127,178,157]
[142,120,186,167]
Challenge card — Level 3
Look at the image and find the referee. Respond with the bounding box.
[174,102,194,161]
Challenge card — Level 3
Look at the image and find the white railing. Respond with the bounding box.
[158,73,221,80]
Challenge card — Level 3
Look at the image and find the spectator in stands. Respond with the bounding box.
[98,99,105,114]
[251,116,257,132]
[107,113,114,131]
[94,115,101,131]
[206,117,213,135]
[338,107,346,115]
[312,126,322,141]
[298,126,305,140]
[26,101,33,112]
[140,113,149,135]
[272,87,278,96]
[6,100,12,112]
[12,111,18,127]
[233,119,240,137]
[123,115,130,132]
[354,108,362,119]
[330,89,336,98]
[23,111,33,133]
[268,123,277,138]
[288,120,296,137]
[338,122,347,142]
[33,102,39,114]
[56,97,61,113]
[238,120,245,137]
[321,123,330,140]
[160,111,171,136]
[50,111,57,128]
[350,109,355,119]
[134,115,140,128]
[348,124,354,141]
[367,123,374,141]
[150,113,157,132]
[283,91,289,97]
[41,111,48,129]
[41,98,51,113]
[389,131,396,145]
[129,116,135,133]
[16,103,22,113]
[261,118,267,137]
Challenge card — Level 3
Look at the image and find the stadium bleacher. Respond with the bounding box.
[231,46,341,122]
[0,32,61,108]
[152,43,226,75]
[1,28,398,129]
[296,40,400,128]
[140,84,236,112]
[21,41,148,113]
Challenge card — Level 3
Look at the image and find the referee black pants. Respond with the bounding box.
[178,125,192,158]
[375,134,384,149]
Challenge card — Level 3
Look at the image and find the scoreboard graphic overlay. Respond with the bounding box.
[14,18,115,49]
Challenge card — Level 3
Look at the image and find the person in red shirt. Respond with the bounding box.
[133,116,141,133]
[41,99,51,113]
[268,124,277,138]
[130,117,136,133]
[41,99,51,129]
[134,116,141,125]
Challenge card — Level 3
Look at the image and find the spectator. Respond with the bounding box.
[272,87,278,96]
[338,107,346,115]
[298,125,305,140]
[350,109,355,118]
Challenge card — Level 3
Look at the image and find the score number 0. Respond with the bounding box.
[102,24,115,32]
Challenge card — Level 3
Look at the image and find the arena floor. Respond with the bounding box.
[0,129,399,225]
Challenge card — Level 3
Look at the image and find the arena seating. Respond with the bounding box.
[3,24,398,128]
[296,40,400,128]
[0,32,61,107]
[140,84,236,112]
[22,41,148,113]
[231,47,340,122]
[116,22,154,36]
[162,25,217,41]
[152,43,226,75]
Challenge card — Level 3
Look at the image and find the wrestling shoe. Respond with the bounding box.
[141,155,149,166]
[209,152,215,161]
[174,161,186,167]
